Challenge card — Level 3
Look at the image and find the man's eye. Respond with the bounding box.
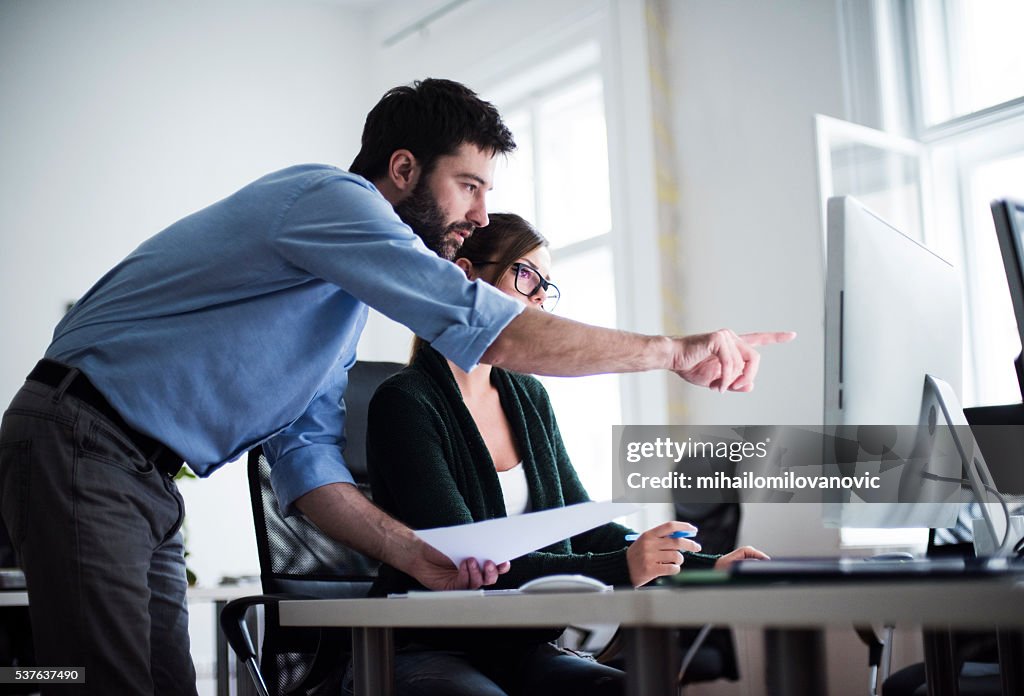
[465,184,478,193]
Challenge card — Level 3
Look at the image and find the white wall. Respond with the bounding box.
[664,0,845,554]
[663,4,879,695]
[0,0,373,585]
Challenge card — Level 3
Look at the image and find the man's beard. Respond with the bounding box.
[394,178,474,260]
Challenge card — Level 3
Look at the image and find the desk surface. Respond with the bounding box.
[280,577,1024,631]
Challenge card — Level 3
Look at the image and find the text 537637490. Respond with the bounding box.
[0,668,84,683]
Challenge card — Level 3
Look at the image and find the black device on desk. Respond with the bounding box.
[728,555,1019,582]
[991,197,1024,378]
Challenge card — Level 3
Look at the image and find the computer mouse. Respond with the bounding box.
[866,552,915,562]
[518,574,612,593]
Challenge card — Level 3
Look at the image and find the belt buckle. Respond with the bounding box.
[152,448,179,479]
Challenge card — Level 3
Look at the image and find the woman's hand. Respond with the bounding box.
[626,521,701,587]
[713,545,770,570]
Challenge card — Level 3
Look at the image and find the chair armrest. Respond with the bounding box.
[219,594,288,662]
[220,593,354,696]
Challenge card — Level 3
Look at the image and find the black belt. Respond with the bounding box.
[27,359,184,478]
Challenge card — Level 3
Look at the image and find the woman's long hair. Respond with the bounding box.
[410,212,549,362]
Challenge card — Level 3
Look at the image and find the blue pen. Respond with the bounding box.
[624,530,696,542]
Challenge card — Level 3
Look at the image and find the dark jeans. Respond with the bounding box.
[343,641,624,696]
[0,378,197,696]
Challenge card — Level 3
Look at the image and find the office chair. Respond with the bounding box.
[600,501,742,691]
[877,398,1024,694]
[221,360,403,696]
[673,502,741,686]
[878,526,1007,696]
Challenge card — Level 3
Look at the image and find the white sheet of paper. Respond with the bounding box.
[415,501,644,567]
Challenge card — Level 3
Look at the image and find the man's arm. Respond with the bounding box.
[482,308,796,392]
[294,482,506,590]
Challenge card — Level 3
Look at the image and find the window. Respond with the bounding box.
[487,46,621,501]
[907,0,1024,406]
[833,0,1024,408]
[955,148,1024,405]
[829,0,1024,547]
[912,0,1024,126]
[815,115,927,246]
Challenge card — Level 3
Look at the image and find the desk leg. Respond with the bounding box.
[923,629,959,696]
[351,627,394,696]
[764,628,826,696]
[623,627,676,696]
[214,600,229,696]
[236,606,261,696]
[997,628,1023,696]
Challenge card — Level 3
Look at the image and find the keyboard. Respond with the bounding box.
[728,556,1019,582]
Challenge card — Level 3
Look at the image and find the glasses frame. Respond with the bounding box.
[468,260,561,312]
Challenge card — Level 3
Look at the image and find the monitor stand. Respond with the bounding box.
[923,375,1014,557]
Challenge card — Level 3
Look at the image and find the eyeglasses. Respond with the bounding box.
[471,261,561,312]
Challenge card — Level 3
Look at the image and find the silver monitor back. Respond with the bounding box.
[825,195,962,427]
[824,195,963,528]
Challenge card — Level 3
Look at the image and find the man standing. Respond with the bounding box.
[0,78,792,694]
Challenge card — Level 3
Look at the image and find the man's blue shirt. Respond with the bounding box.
[46,165,524,513]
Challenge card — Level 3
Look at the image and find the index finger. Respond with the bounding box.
[739,331,797,347]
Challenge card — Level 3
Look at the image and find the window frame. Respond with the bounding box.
[469,2,669,526]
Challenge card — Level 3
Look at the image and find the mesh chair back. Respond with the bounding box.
[246,360,403,694]
[251,450,378,594]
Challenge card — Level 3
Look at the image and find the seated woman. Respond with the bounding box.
[360,213,767,696]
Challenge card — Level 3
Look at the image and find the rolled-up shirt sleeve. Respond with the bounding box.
[264,171,523,515]
[271,173,524,372]
[263,356,356,516]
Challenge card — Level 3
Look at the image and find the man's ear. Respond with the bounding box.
[454,257,475,280]
[387,149,420,193]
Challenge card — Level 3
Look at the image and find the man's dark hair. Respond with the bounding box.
[349,78,516,182]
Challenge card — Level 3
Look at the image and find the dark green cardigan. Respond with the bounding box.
[366,346,717,646]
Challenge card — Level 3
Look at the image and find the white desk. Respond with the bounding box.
[280,576,1024,696]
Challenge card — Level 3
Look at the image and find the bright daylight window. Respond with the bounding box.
[908,0,1024,408]
[835,0,1024,547]
[957,152,1024,406]
[914,0,1024,126]
[487,48,620,501]
[830,0,1024,409]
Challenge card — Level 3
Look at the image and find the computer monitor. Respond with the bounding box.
[823,195,963,530]
[990,197,1024,399]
